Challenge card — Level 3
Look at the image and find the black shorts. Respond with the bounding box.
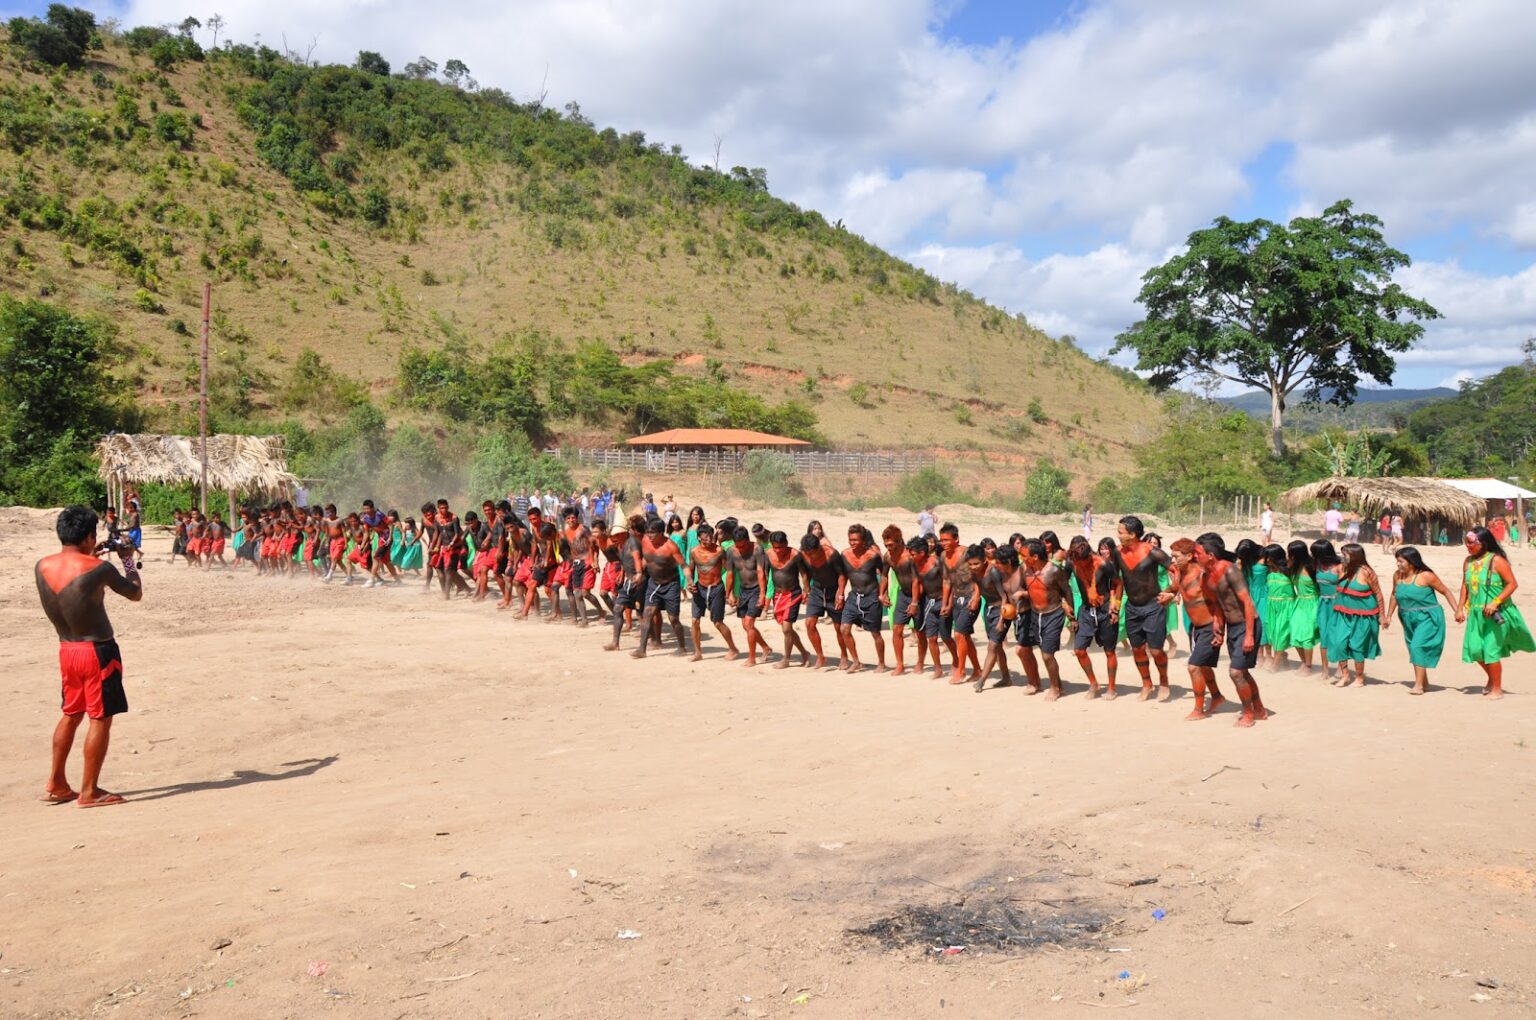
[566,560,588,589]
[1225,618,1262,671]
[614,577,641,611]
[1073,605,1117,651]
[531,564,550,586]
[806,584,836,620]
[1124,601,1168,649]
[917,596,947,638]
[737,587,763,619]
[645,578,681,617]
[840,591,883,633]
[951,598,979,637]
[692,583,726,623]
[983,603,1009,645]
[1018,607,1066,653]
[892,589,917,628]
[1189,622,1220,668]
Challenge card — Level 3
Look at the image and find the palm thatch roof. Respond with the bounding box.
[95,434,297,496]
[1281,476,1485,528]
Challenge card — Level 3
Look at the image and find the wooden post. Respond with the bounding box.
[1199,496,1205,528]
[199,281,211,516]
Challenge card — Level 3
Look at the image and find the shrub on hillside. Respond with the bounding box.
[732,450,805,507]
[1018,460,1072,515]
[5,6,96,68]
[882,466,971,513]
[281,348,368,419]
[467,431,571,498]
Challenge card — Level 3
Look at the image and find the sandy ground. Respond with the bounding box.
[2,501,1534,1019]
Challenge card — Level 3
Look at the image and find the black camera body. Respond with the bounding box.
[97,532,142,569]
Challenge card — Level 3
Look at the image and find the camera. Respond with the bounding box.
[97,532,142,569]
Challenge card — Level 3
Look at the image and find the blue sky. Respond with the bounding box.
[17,0,1536,391]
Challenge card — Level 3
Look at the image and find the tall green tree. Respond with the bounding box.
[0,298,122,463]
[1113,200,1440,457]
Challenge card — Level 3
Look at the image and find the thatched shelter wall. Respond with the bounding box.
[95,434,297,503]
[1281,476,1485,531]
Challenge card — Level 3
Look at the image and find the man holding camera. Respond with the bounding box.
[35,505,142,808]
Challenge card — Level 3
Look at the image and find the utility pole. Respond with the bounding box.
[200,281,211,515]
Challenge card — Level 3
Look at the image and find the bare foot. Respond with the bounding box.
[724,649,740,662]
[1156,685,1171,703]
[78,791,126,808]
[1137,686,1154,702]
[947,671,969,685]
[892,667,908,677]
[773,658,791,670]
[1409,684,1425,696]
[1330,676,1348,687]
[1184,707,1209,721]
[744,658,758,668]
[1484,688,1505,700]
[1234,712,1256,728]
[690,652,703,662]
[629,649,646,659]
[1044,688,1061,702]
[1349,678,1365,688]
[1022,684,1041,696]
[1085,686,1100,701]
[813,656,826,668]
[603,643,620,652]
[1104,687,1119,701]
[1206,695,1227,714]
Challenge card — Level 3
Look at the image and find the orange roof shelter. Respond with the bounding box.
[625,429,811,448]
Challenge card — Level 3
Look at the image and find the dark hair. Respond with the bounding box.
[1233,538,1261,571]
[717,517,738,536]
[964,543,987,561]
[1144,532,1162,548]
[646,519,665,535]
[688,505,705,525]
[667,516,684,534]
[1039,530,1060,554]
[695,523,714,539]
[882,524,903,543]
[905,536,926,553]
[769,530,788,546]
[1286,539,1316,581]
[1310,539,1341,568]
[806,519,823,536]
[800,534,820,553]
[497,499,513,512]
[1068,536,1092,561]
[940,523,959,539]
[1119,515,1144,538]
[1467,526,1509,561]
[980,536,997,552]
[1008,532,1026,548]
[994,545,1020,568]
[1339,542,1369,582]
[1262,543,1289,573]
[1097,536,1125,573]
[1194,533,1234,561]
[1395,546,1430,575]
[56,505,98,546]
[1024,539,1047,561]
[733,526,751,543]
[465,511,479,522]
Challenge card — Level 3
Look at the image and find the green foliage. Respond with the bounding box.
[0,428,104,506]
[354,50,390,76]
[467,430,571,497]
[296,402,388,508]
[361,185,391,227]
[1406,361,1536,480]
[1308,429,1398,478]
[732,450,805,506]
[6,5,95,68]
[280,347,368,418]
[1114,200,1441,455]
[152,111,195,148]
[132,288,164,313]
[0,299,124,478]
[396,337,547,440]
[374,425,447,508]
[123,26,203,69]
[847,382,872,408]
[1019,460,1072,514]
[1026,397,1047,423]
[881,465,971,512]
[1103,397,1283,516]
[132,480,196,523]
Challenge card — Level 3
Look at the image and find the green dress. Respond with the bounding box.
[1393,580,1445,668]
[398,530,424,570]
[1462,554,1536,664]
[1290,571,1319,649]
[1332,575,1382,661]
[1264,571,1295,651]
[1159,565,1180,634]
[1248,563,1270,642]
[1316,569,1341,658]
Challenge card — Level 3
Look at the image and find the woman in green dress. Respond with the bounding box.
[1236,540,1270,667]
[1146,533,1182,653]
[398,516,424,572]
[1458,526,1536,700]
[1261,544,1295,668]
[1286,540,1319,671]
[1330,542,1383,687]
[1382,546,1459,695]
[1310,540,1343,681]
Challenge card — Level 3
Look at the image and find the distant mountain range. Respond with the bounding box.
[1217,387,1455,430]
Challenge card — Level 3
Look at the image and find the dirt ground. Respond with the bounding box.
[2,501,1533,1019]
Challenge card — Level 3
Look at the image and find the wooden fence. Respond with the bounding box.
[565,448,935,475]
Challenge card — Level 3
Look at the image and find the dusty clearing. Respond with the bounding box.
[2,504,1533,1018]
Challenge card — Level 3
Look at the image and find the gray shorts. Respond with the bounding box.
[1124,601,1168,649]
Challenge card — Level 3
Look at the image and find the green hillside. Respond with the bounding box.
[0,12,1163,503]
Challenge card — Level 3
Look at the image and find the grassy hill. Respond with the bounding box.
[0,20,1162,490]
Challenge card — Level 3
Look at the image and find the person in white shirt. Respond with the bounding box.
[917,506,936,538]
[1259,503,1274,542]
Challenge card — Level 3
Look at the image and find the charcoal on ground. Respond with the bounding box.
[847,899,1107,956]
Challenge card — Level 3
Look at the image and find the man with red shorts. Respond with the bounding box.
[36,505,142,808]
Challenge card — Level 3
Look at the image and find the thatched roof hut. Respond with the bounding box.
[1281,476,1485,529]
[95,434,297,504]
